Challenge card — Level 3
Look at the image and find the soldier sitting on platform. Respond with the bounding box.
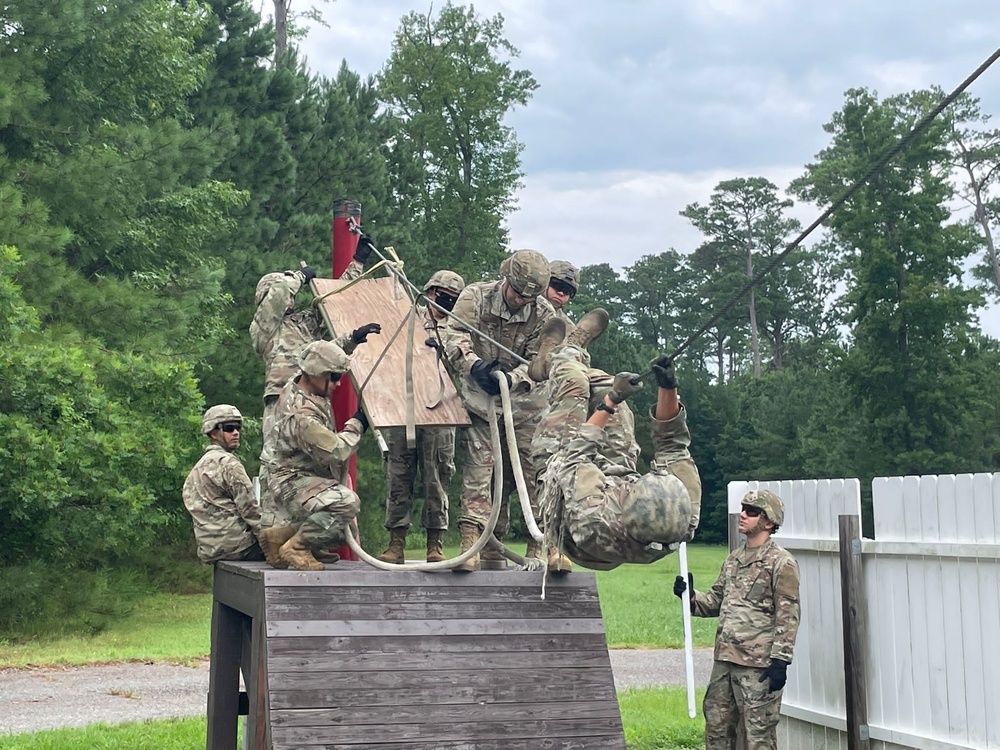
[529,313,702,571]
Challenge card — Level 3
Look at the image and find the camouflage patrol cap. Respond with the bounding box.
[549,260,580,294]
[298,340,351,376]
[202,404,242,434]
[500,249,549,297]
[423,269,466,295]
[622,473,692,545]
[255,272,287,306]
[743,489,784,526]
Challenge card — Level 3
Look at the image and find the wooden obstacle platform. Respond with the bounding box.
[207,560,626,749]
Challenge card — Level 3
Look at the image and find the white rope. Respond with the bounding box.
[496,373,545,544]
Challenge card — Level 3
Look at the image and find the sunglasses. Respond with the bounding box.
[435,292,457,311]
[328,373,343,384]
[549,280,575,297]
[219,423,241,433]
[741,504,764,518]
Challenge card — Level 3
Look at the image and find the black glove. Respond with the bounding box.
[425,337,441,350]
[673,573,693,599]
[299,266,317,284]
[469,358,507,396]
[352,409,369,432]
[608,372,642,404]
[351,322,381,344]
[353,234,375,263]
[759,659,789,692]
[650,354,678,389]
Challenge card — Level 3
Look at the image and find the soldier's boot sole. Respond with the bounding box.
[547,547,573,575]
[278,533,324,571]
[565,308,610,350]
[527,318,567,382]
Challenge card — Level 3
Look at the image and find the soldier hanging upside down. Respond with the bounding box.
[530,311,702,571]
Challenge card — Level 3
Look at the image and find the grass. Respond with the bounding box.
[0,688,702,749]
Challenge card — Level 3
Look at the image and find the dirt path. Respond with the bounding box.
[1,649,714,735]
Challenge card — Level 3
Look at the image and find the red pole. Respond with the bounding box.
[331,198,362,560]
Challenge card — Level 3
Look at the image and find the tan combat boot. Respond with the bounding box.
[547,546,573,574]
[426,529,445,563]
[278,531,324,571]
[565,308,610,350]
[480,536,507,570]
[259,525,296,569]
[524,538,543,560]
[377,528,407,564]
[453,521,481,573]
[527,318,567,382]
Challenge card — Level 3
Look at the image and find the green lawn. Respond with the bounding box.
[0,687,703,749]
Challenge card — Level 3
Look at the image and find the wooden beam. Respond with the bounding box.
[839,514,871,750]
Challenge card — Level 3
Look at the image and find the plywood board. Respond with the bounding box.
[311,276,470,429]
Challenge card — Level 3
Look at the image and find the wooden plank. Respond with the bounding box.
[271,699,622,727]
[264,584,598,605]
[268,670,617,709]
[839,515,870,750]
[268,648,615,674]
[265,599,601,621]
[213,563,264,618]
[257,565,595,589]
[318,738,624,750]
[861,541,1000,559]
[312,276,470,429]
[272,717,625,746]
[266,617,606,638]
[266,632,609,656]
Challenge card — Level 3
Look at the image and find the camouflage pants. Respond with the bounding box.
[274,476,361,549]
[384,426,455,531]
[460,413,540,537]
[257,396,288,524]
[703,661,782,750]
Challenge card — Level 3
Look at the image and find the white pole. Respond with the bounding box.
[679,542,697,719]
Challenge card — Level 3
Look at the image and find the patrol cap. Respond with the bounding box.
[500,249,549,297]
[549,260,580,294]
[423,269,466,296]
[202,404,242,434]
[298,340,351,376]
[743,489,784,527]
[254,272,286,306]
[622,473,692,545]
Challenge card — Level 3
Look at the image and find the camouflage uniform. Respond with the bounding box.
[383,305,456,532]
[267,377,365,550]
[693,537,801,750]
[533,344,702,570]
[182,446,262,563]
[443,263,555,536]
[250,264,361,519]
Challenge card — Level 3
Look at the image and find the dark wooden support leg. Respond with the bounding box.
[207,598,244,750]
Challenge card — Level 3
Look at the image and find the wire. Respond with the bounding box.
[667,45,1000,363]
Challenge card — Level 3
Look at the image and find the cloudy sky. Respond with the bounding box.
[295,0,1000,335]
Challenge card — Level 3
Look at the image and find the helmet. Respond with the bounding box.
[548,260,580,294]
[255,272,287,306]
[622,472,692,545]
[202,404,242,434]
[298,340,351,376]
[500,249,549,297]
[423,270,466,295]
[742,489,784,526]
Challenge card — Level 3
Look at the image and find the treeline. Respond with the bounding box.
[1,0,999,635]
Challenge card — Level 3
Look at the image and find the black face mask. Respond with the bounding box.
[435,292,457,312]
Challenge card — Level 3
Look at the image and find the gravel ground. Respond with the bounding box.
[0,649,714,735]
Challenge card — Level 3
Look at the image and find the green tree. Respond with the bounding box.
[379,4,538,282]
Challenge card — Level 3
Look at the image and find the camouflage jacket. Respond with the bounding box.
[554,306,576,334]
[692,538,801,667]
[182,445,261,563]
[443,280,555,423]
[250,263,362,400]
[268,378,365,505]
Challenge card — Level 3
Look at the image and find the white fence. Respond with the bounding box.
[728,474,1000,750]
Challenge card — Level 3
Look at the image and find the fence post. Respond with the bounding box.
[839,514,870,750]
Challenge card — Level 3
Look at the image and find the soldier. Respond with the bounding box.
[673,490,800,750]
[250,237,377,510]
[529,315,702,570]
[544,260,580,328]
[182,405,268,564]
[258,340,370,571]
[443,249,556,571]
[377,269,466,565]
